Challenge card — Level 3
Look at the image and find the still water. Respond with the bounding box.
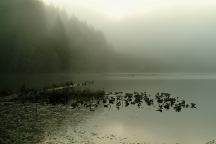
[1,73,216,144]
[85,73,215,144]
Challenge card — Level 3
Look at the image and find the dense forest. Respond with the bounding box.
[0,0,132,73]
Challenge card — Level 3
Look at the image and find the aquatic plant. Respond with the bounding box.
[1,80,198,113]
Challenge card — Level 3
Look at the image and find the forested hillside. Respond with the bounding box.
[0,0,118,73]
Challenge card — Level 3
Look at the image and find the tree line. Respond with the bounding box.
[0,0,119,73]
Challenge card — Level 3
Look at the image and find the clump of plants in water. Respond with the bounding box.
[69,91,197,112]
[0,89,14,97]
[16,81,97,104]
[6,80,197,113]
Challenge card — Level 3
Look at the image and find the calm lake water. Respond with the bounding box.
[1,73,216,144]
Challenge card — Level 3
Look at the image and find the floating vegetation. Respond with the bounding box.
[70,91,197,112]
[206,140,216,144]
[0,80,197,113]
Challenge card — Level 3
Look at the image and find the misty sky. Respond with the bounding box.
[42,0,216,72]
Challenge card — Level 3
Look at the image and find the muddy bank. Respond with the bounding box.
[0,103,94,144]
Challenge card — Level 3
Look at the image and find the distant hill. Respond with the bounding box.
[0,0,121,73]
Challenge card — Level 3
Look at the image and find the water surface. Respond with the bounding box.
[1,73,215,144]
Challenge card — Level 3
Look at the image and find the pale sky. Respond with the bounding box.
[42,0,216,20]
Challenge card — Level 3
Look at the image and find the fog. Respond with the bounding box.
[1,0,216,73]
[1,1,216,144]
[43,0,216,72]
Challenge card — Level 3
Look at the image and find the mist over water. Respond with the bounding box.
[41,0,216,73]
[1,0,216,144]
